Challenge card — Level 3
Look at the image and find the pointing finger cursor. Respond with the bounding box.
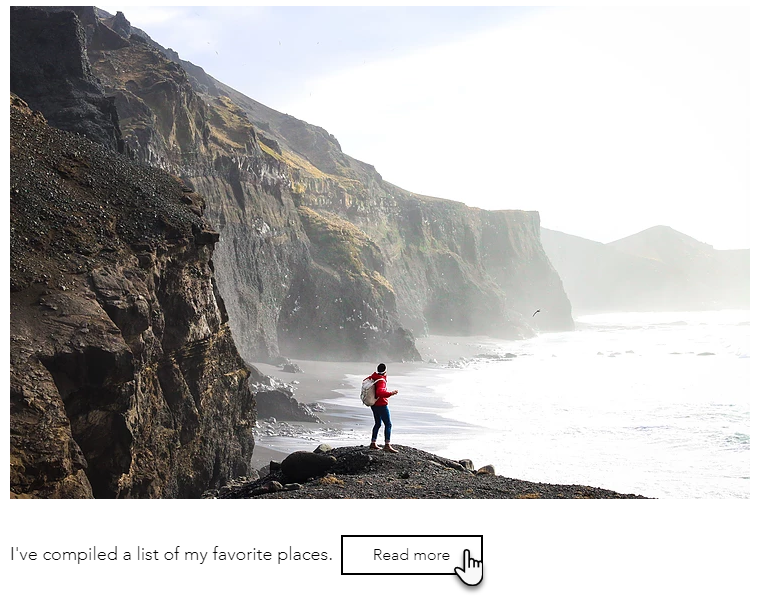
[454,548,483,586]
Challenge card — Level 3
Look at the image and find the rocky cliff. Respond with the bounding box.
[11,7,573,366]
[10,95,255,498]
[190,70,574,339]
[10,7,124,152]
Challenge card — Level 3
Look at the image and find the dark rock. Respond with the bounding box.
[10,7,124,152]
[269,460,281,472]
[459,459,475,471]
[214,445,649,499]
[262,481,284,493]
[193,225,220,245]
[431,456,469,472]
[9,97,254,498]
[254,390,321,423]
[280,451,337,483]
[280,362,303,373]
[476,465,496,476]
[107,10,132,39]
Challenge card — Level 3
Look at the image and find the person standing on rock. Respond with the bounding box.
[368,363,399,453]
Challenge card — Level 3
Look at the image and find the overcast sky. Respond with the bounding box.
[99,5,749,249]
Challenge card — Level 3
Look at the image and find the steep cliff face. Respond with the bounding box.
[210,76,572,336]
[80,19,418,362]
[179,57,575,339]
[10,96,255,498]
[13,7,573,365]
[284,207,419,359]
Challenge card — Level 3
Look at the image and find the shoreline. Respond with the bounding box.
[249,334,518,469]
[245,315,749,499]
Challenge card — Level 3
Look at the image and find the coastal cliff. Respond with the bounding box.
[9,7,573,364]
[184,66,575,340]
[10,95,255,498]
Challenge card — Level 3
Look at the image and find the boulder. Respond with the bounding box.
[459,459,475,471]
[254,390,321,422]
[281,451,337,483]
[262,481,284,493]
[476,465,496,476]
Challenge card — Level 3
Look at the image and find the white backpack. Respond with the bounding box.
[360,376,381,406]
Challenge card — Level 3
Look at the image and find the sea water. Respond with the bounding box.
[319,310,750,499]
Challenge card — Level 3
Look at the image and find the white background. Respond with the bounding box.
[4,501,760,606]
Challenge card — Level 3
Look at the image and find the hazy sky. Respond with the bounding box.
[100,5,749,249]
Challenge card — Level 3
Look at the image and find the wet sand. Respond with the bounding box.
[249,335,516,468]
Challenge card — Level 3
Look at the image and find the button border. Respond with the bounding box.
[341,534,483,576]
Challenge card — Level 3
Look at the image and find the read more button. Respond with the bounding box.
[341,535,482,576]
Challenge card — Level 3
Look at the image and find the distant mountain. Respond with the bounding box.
[608,225,715,265]
[541,225,749,314]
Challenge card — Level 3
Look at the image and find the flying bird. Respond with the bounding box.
[532,309,541,317]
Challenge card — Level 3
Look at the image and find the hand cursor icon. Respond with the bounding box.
[454,548,483,586]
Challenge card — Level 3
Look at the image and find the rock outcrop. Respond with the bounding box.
[10,7,124,153]
[254,391,322,423]
[210,445,648,499]
[10,95,255,498]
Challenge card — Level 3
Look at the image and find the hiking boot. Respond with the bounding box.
[369,442,381,450]
[383,444,398,453]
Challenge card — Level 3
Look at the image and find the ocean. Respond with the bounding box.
[315,310,750,499]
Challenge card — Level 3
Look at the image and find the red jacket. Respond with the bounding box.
[369,371,394,406]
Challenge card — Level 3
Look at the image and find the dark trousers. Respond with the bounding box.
[371,405,392,443]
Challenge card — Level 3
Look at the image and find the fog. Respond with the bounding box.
[540,226,750,315]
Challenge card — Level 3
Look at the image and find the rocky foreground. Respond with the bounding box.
[207,445,648,499]
[10,94,255,499]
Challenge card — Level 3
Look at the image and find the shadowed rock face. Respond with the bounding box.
[10,7,124,153]
[10,96,255,498]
